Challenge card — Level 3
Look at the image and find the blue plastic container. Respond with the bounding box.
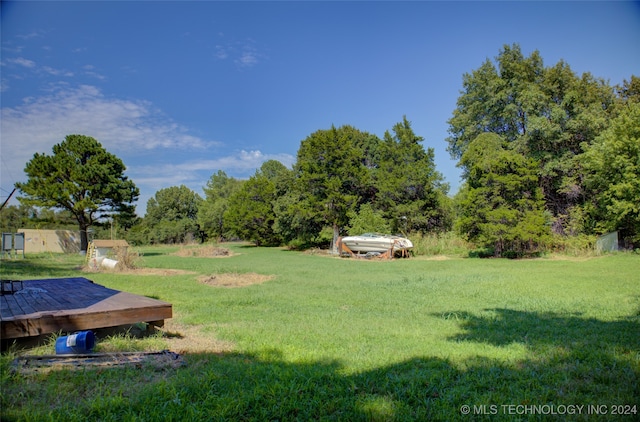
[55,331,95,354]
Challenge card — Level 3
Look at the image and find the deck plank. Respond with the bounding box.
[11,292,38,316]
[1,277,172,339]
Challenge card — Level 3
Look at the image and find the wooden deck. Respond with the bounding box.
[1,277,172,340]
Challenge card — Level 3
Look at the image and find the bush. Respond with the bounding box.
[467,247,495,258]
[114,246,140,270]
[346,203,391,235]
[550,234,597,257]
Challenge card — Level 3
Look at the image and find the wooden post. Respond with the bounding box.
[337,237,356,258]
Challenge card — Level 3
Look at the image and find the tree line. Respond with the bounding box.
[125,116,451,252]
[5,44,638,257]
[449,44,638,256]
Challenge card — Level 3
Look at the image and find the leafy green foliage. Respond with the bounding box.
[616,75,640,104]
[197,171,242,242]
[446,44,620,236]
[374,117,449,233]
[456,133,550,257]
[293,125,369,248]
[582,102,640,242]
[0,204,39,233]
[226,174,281,246]
[223,161,292,246]
[278,118,451,249]
[346,203,391,235]
[16,134,139,251]
[144,185,202,244]
[273,190,326,248]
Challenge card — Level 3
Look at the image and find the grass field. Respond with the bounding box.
[1,245,639,421]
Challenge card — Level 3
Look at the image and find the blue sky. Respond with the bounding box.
[2,1,639,215]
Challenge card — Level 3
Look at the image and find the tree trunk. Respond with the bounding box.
[78,216,89,252]
[331,223,340,255]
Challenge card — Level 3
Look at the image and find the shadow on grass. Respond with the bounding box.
[137,251,165,257]
[3,309,639,421]
[0,258,83,279]
[446,308,639,351]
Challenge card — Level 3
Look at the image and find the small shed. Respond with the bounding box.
[90,239,130,261]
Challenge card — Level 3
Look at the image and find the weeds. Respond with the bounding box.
[410,231,471,256]
[113,246,141,270]
[549,233,599,257]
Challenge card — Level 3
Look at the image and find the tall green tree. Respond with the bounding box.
[294,125,369,251]
[17,134,139,251]
[226,173,280,246]
[616,75,640,104]
[531,65,615,231]
[197,171,242,242]
[456,133,550,257]
[374,117,449,233]
[0,204,34,233]
[145,185,202,244]
[224,161,290,246]
[258,159,290,184]
[447,44,616,234]
[581,102,640,243]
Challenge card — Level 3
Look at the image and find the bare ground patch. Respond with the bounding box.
[122,268,197,276]
[83,266,195,276]
[198,273,274,288]
[420,255,452,261]
[172,245,233,258]
[162,321,235,354]
[542,253,602,262]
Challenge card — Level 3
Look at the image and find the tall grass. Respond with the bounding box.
[549,233,599,257]
[2,245,639,421]
[409,231,471,256]
[409,231,601,259]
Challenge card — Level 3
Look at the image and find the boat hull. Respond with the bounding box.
[340,234,413,253]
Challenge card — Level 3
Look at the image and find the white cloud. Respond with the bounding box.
[236,50,259,68]
[0,84,293,214]
[3,57,36,68]
[215,45,229,60]
[41,66,74,77]
[0,84,213,189]
[127,150,295,211]
[214,38,265,68]
[132,150,295,185]
[82,65,107,81]
[16,31,44,40]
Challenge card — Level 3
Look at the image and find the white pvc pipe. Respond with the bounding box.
[101,258,118,269]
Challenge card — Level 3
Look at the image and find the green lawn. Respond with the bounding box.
[1,245,639,421]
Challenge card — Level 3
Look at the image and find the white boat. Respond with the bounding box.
[340,233,413,254]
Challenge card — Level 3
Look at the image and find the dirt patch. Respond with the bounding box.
[83,266,195,276]
[123,268,196,276]
[172,245,233,258]
[163,321,235,354]
[198,273,274,288]
[423,255,451,261]
[541,253,602,262]
[11,351,185,374]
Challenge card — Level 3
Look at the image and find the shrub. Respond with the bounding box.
[550,234,597,257]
